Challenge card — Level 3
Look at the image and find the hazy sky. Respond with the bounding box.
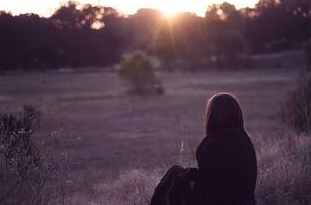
[0,0,258,17]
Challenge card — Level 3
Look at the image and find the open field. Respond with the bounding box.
[0,68,305,204]
[0,69,298,172]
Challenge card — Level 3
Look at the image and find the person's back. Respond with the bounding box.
[192,93,257,205]
[192,127,257,205]
[151,93,257,205]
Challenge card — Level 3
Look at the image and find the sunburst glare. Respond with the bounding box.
[0,0,258,17]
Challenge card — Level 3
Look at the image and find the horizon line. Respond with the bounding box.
[0,1,257,18]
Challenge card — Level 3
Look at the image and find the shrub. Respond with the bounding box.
[118,51,164,95]
[304,39,311,70]
[0,106,69,205]
[281,73,311,135]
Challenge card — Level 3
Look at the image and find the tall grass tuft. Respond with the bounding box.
[304,38,311,70]
[281,73,311,135]
[0,106,71,205]
[256,135,311,205]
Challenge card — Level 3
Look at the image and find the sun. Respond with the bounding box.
[162,11,177,19]
[161,7,180,19]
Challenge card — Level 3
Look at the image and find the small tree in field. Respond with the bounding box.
[281,73,311,135]
[118,51,164,95]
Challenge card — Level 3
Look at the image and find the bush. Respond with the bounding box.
[304,39,311,70]
[118,51,164,95]
[281,73,311,135]
[0,106,68,205]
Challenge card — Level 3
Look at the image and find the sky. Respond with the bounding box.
[0,0,258,17]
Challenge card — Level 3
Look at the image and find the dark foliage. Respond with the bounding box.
[281,73,311,135]
[0,105,41,173]
[0,106,68,205]
[0,0,310,71]
[304,39,311,70]
[118,51,164,95]
[0,2,124,70]
[244,0,311,53]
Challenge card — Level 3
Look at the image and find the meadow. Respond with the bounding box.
[1,68,310,205]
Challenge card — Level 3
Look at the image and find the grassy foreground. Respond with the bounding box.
[1,68,310,205]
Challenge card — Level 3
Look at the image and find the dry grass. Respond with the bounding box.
[256,134,311,205]
[1,68,309,204]
[281,72,311,135]
[0,107,75,205]
[62,131,311,205]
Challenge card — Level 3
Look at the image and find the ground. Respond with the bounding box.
[0,68,301,204]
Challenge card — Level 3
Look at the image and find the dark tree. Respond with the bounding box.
[244,0,311,53]
[0,0,311,71]
[0,2,124,71]
[205,3,247,69]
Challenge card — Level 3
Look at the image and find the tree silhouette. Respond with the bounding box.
[205,3,247,69]
[0,0,310,71]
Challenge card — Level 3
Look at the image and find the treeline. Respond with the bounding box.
[0,0,310,71]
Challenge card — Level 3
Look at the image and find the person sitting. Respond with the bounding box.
[151,93,257,205]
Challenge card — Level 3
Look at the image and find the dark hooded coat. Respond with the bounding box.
[191,127,257,205]
[151,128,257,205]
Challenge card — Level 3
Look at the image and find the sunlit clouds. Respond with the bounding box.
[0,0,258,17]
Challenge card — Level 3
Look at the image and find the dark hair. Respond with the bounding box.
[205,93,245,135]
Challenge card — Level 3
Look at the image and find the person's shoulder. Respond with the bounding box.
[211,128,247,139]
[199,135,219,149]
[204,128,251,149]
[198,136,223,156]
